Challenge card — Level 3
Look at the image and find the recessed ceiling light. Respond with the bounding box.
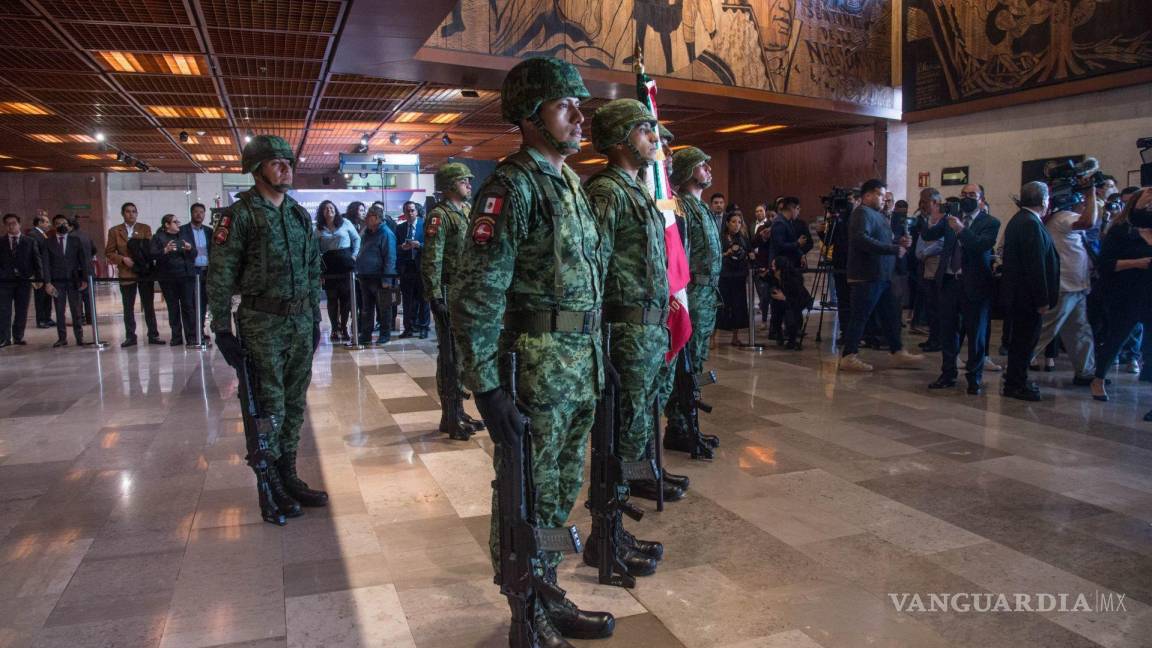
[0,102,51,116]
[745,125,787,134]
[715,123,760,133]
[97,51,145,73]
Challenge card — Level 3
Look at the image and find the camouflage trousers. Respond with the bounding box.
[609,322,669,462]
[236,308,315,458]
[659,285,719,426]
[489,332,598,573]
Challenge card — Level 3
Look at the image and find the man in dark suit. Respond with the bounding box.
[1001,181,1060,401]
[922,185,1001,394]
[1,213,43,347]
[43,214,88,346]
[26,212,54,328]
[69,217,96,325]
[180,202,213,342]
[395,201,429,338]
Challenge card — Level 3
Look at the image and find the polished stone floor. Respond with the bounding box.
[2,286,1152,648]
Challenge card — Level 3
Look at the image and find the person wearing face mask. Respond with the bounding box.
[1089,188,1152,411]
[1029,182,1099,387]
[922,184,1001,395]
[1000,181,1061,401]
[151,214,198,346]
[43,214,88,347]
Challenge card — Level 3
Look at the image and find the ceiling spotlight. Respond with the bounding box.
[462,145,473,152]
[178,131,189,143]
[389,132,400,145]
[343,173,351,179]
[441,134,452,146]
[360,134,370,147]
[298,156,307,162]
[244,130,253,144]
[355,143,368,154]
[195,130,206,136]
[94,131,106,142]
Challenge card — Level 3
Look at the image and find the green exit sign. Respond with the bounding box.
[64,203,91,210]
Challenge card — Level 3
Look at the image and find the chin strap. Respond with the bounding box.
[530,112,580,155]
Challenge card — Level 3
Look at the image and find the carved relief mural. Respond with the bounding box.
[424,0,897,110]
[905,0,1152,112]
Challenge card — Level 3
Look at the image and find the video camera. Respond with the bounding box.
[1044,157,1103,213]
[821,187,854,217]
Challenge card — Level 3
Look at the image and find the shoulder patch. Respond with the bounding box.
[470,215,496,246]
[426,214,441,237]
[470,182,508,246]
[214,213,233,244]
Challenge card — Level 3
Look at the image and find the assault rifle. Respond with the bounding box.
[672,350,719,460]
[235,343,288,526]
[434,292,475,440]
[495,353,582,647]
[584,331,655,588]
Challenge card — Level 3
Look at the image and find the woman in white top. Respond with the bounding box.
[316,200,361,341]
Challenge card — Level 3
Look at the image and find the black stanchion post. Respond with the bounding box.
[188,274,206,350]
[345,271,365,350]
[87,275,108,350]
[743,272,763,352]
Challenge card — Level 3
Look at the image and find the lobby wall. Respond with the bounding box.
[906,83,1152,219]
[0,171,107,248]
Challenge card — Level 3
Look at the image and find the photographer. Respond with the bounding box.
[838,179,923,371]
[1031,173,1100,386]
[717,210,751,346]
[1089,188,1152,412]
[923,184,1000,394]
[1001,181,1061,401]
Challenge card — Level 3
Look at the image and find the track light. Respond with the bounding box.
[389,132,400,145]
[441,134,452,146]
[94,131,106,142]
[360,134,369,147]
[179,131,189,143]
[355,143,368,154]
[115,150,125,162]
[244,130,253,144]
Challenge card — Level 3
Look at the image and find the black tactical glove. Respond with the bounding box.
[312,321,321,352]
[215,330,243,368]
[474,388,525,447]
[430,298,449,318]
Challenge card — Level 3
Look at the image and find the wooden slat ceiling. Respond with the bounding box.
[0,0,870,174]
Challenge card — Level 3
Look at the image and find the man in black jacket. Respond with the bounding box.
[395,201,429,338]
[43,214,88,346]
[839,179,924,371]
[922,185,1001,394]
[180,203,213,341]
[26,212,54,328]
[1,213,43,347]
[1000,181,1060,401]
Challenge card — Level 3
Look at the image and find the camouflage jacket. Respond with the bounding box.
[678,192,721,284]
[206,188,321,327]
[420,199,471,301]
[451,146,604,396]
[586,164,668,310]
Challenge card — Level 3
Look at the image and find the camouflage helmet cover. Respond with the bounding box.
[590,98,656,153]
[434,162,474,192]
[658,124,675,143]
[670,146,711,187]
[241,135,294,174]
[500,57,591,124]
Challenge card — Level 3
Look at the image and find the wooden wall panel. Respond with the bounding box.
[729,128,881,223]
[0,173,108,255]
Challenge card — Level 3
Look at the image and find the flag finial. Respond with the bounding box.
[633,44,645,75]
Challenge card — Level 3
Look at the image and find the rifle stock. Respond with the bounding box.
[496,352,580,647]
[235,346,287,526]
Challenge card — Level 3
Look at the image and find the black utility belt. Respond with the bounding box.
[504,309,601,334]
[690,273,719,288]
[603,305,668,326]
[241,295,310,316]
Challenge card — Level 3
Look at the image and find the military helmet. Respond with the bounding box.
[501,57,591,124]
[670,146,711,186]
[658,124,675,143]
[241,135,294,174]
[590,99,656,153]
[434,162,473,192]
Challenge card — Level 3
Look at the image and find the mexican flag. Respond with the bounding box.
[636,59,691,363]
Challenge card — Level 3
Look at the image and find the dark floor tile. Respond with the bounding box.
[843,414,931,439]
[282,552,393,598]
[44,591,173,628]
[358,364,406,375]
[31,613,166,648]
[9,399,78,418]
[919,439,1013,463]
[570,613,687,647]
[381,396,440,413]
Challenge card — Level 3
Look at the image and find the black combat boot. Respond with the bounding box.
[439,417,475,441]
[628,478,685,502]
[582,523,658,577]
[620,527,664,561]
[532,608,575,648]
[459,410,486,431]
[275,451,328,507]
[264,467,303,518]
[662,470,690,491]
[664,427,714,460]
[544,567,616,640]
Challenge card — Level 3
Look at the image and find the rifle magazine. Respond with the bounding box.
[621,460,656,482]
[535,525,582,554]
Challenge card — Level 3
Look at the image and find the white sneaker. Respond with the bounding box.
[983,357,1003,372]
[839,354,874,372]
[890,349,925,367]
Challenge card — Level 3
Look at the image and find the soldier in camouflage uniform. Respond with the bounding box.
[660,147,722,453]
[208,135,328,519]
[453,57,615,647]
[421,162,486,440]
